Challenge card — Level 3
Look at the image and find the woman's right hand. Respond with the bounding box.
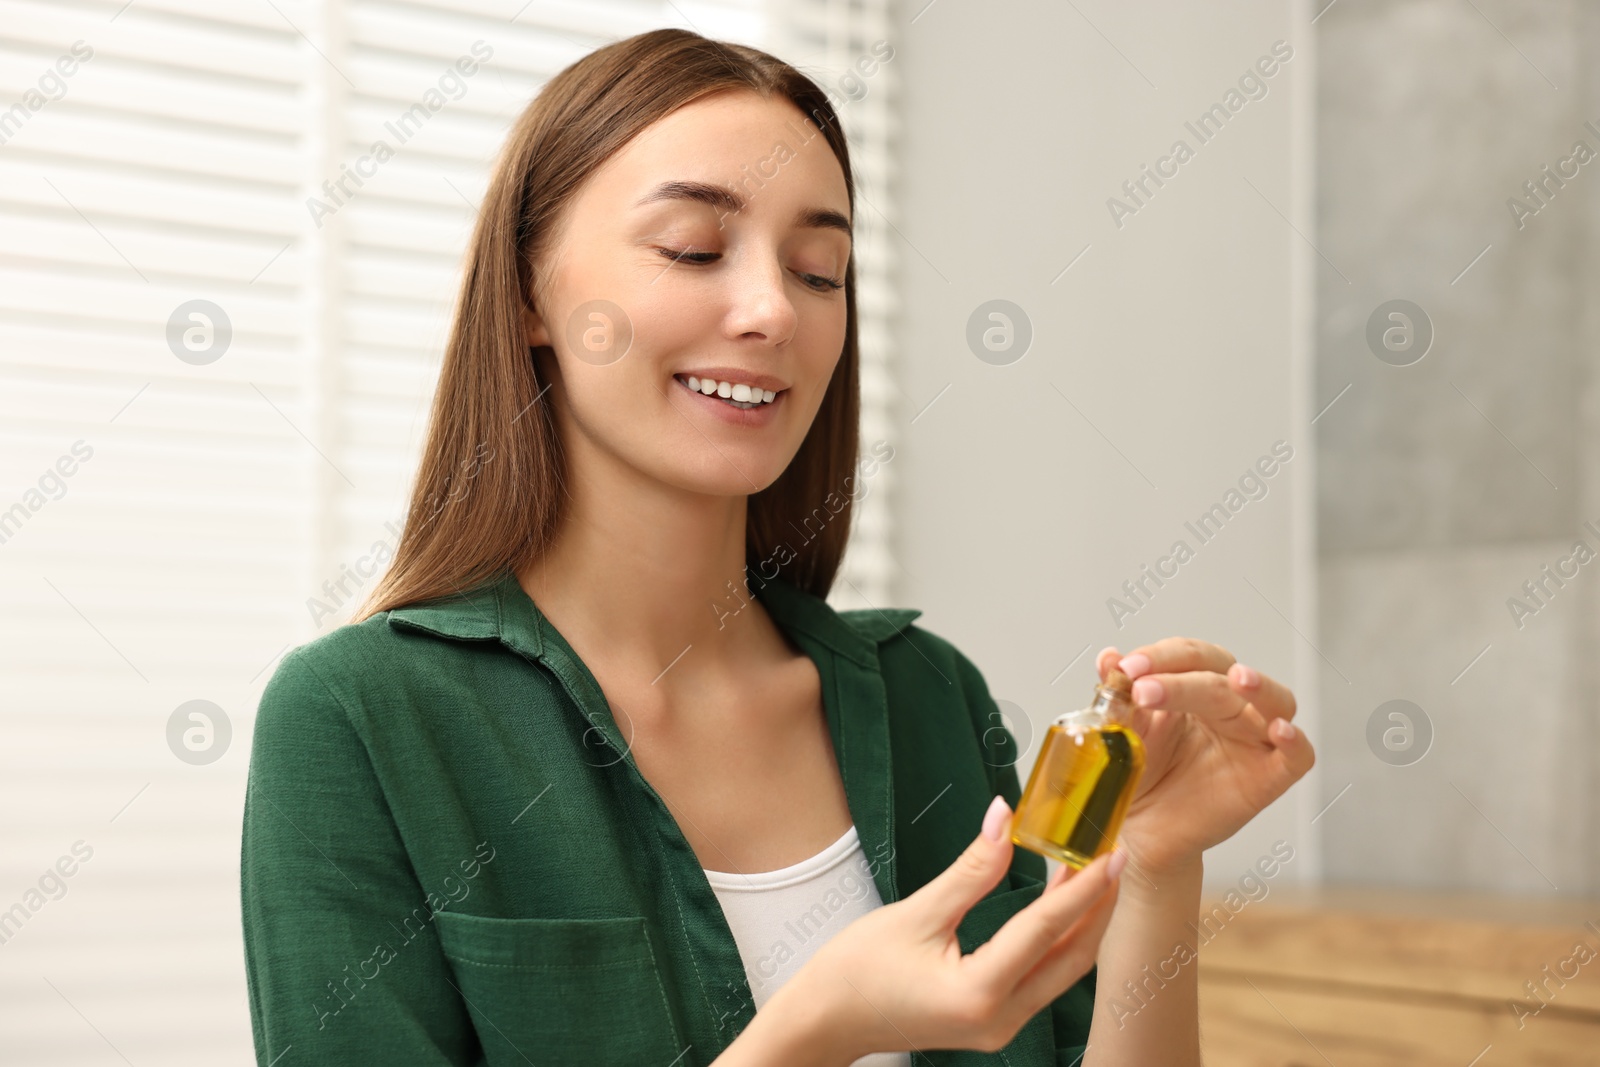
[767,795,1124,1064]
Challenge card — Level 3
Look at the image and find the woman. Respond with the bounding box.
[240,28,1314,1067]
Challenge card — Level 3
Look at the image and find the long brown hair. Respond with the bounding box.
[353,28,862,622]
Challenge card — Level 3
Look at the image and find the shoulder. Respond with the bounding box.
[247,619,411,799]
[838,604,998,723]
[838,607,992,701]
[767,576,998,732]
[252,618,385,744]
[249,607,509,790]
[255,609,470,730]
[261,613,407,698]
[838,607,1024,777]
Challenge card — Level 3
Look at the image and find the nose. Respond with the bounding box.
[722,249,799,346]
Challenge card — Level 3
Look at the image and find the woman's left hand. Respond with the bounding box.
[1094,639,1315,880]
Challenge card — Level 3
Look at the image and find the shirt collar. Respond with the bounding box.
[386,566,922,668]
[388,565,921,912]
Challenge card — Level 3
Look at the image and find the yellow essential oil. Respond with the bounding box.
[1010,669,1146,869]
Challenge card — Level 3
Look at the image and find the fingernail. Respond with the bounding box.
[1106,850,1127,879]
[981,795,1011,841]
[1119,653,1152,678]
[1132,676,1163,707]
[1272,718,1298,741]
[1098,645,1120,665]
[1234,663,1260,688]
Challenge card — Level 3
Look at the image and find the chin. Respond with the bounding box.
[682,467,784,498]
[644,450,787,498]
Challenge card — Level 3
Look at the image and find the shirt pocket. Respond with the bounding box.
[434,911,686,1066]
[950,871,1057,1067]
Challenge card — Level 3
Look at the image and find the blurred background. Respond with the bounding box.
[2,0,1596,1063]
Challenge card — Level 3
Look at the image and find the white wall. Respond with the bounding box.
[891,0,1321,888]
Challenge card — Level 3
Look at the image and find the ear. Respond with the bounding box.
[523,301,551,350]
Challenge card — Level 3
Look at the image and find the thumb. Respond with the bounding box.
[1267,716,1316,784]
[908,795,1014,928]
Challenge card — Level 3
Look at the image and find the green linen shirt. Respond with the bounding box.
[240,565,1096,1066]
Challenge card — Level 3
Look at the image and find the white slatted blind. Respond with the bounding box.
[773,0,900,611]
[1,4,314,1062]
[0,0,895,1062]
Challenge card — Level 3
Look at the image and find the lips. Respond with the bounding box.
[671,373,786,423]
[673,373,784,409]
[672,368,790,396]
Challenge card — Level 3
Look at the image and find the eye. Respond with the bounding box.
[655,247,844,293]
[656,246,719,266]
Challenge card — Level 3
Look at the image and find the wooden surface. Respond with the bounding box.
[1192,886,1600,1066]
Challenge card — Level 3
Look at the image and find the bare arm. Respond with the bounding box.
[711,981,855,1067]
[1070,636,1317,1066]
[712,802,1123,1067]
[1083,857,1204,1067]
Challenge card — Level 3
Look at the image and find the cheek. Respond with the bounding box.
[796,324,847,411]
[559,363,659,434]
[789,376,833,429]
[556,356,708,477]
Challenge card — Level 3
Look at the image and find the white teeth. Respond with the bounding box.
[676,375,781,406]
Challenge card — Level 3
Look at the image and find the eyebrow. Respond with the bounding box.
[635,180,852,237]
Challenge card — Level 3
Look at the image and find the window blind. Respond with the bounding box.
[0,0,897,1061]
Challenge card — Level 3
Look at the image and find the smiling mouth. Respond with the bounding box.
[673,374,783,410]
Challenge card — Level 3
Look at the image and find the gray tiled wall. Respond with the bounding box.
[1316,0,1600,894]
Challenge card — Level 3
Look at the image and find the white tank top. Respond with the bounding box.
[704,824,914,1067]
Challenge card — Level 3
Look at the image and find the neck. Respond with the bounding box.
[515,448,771,682]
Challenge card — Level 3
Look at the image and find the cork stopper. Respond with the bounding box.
[1101,669,1132,697]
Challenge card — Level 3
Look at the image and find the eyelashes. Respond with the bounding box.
[655,247,844,292]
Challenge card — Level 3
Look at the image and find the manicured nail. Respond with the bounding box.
[1234,663,1260,688]
[1106,850,1127,879]
[1132,676,1164,707]
[981,795,1011,841]
[1119,652,1152,678]
[1271,717,1298,741]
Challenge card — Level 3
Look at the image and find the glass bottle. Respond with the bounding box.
[1009,669,1146,869]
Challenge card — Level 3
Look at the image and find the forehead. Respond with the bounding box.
[579,90,851,222]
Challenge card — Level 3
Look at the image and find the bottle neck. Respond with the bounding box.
[1054,682,1133,728]
[1090,684,1132,724]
